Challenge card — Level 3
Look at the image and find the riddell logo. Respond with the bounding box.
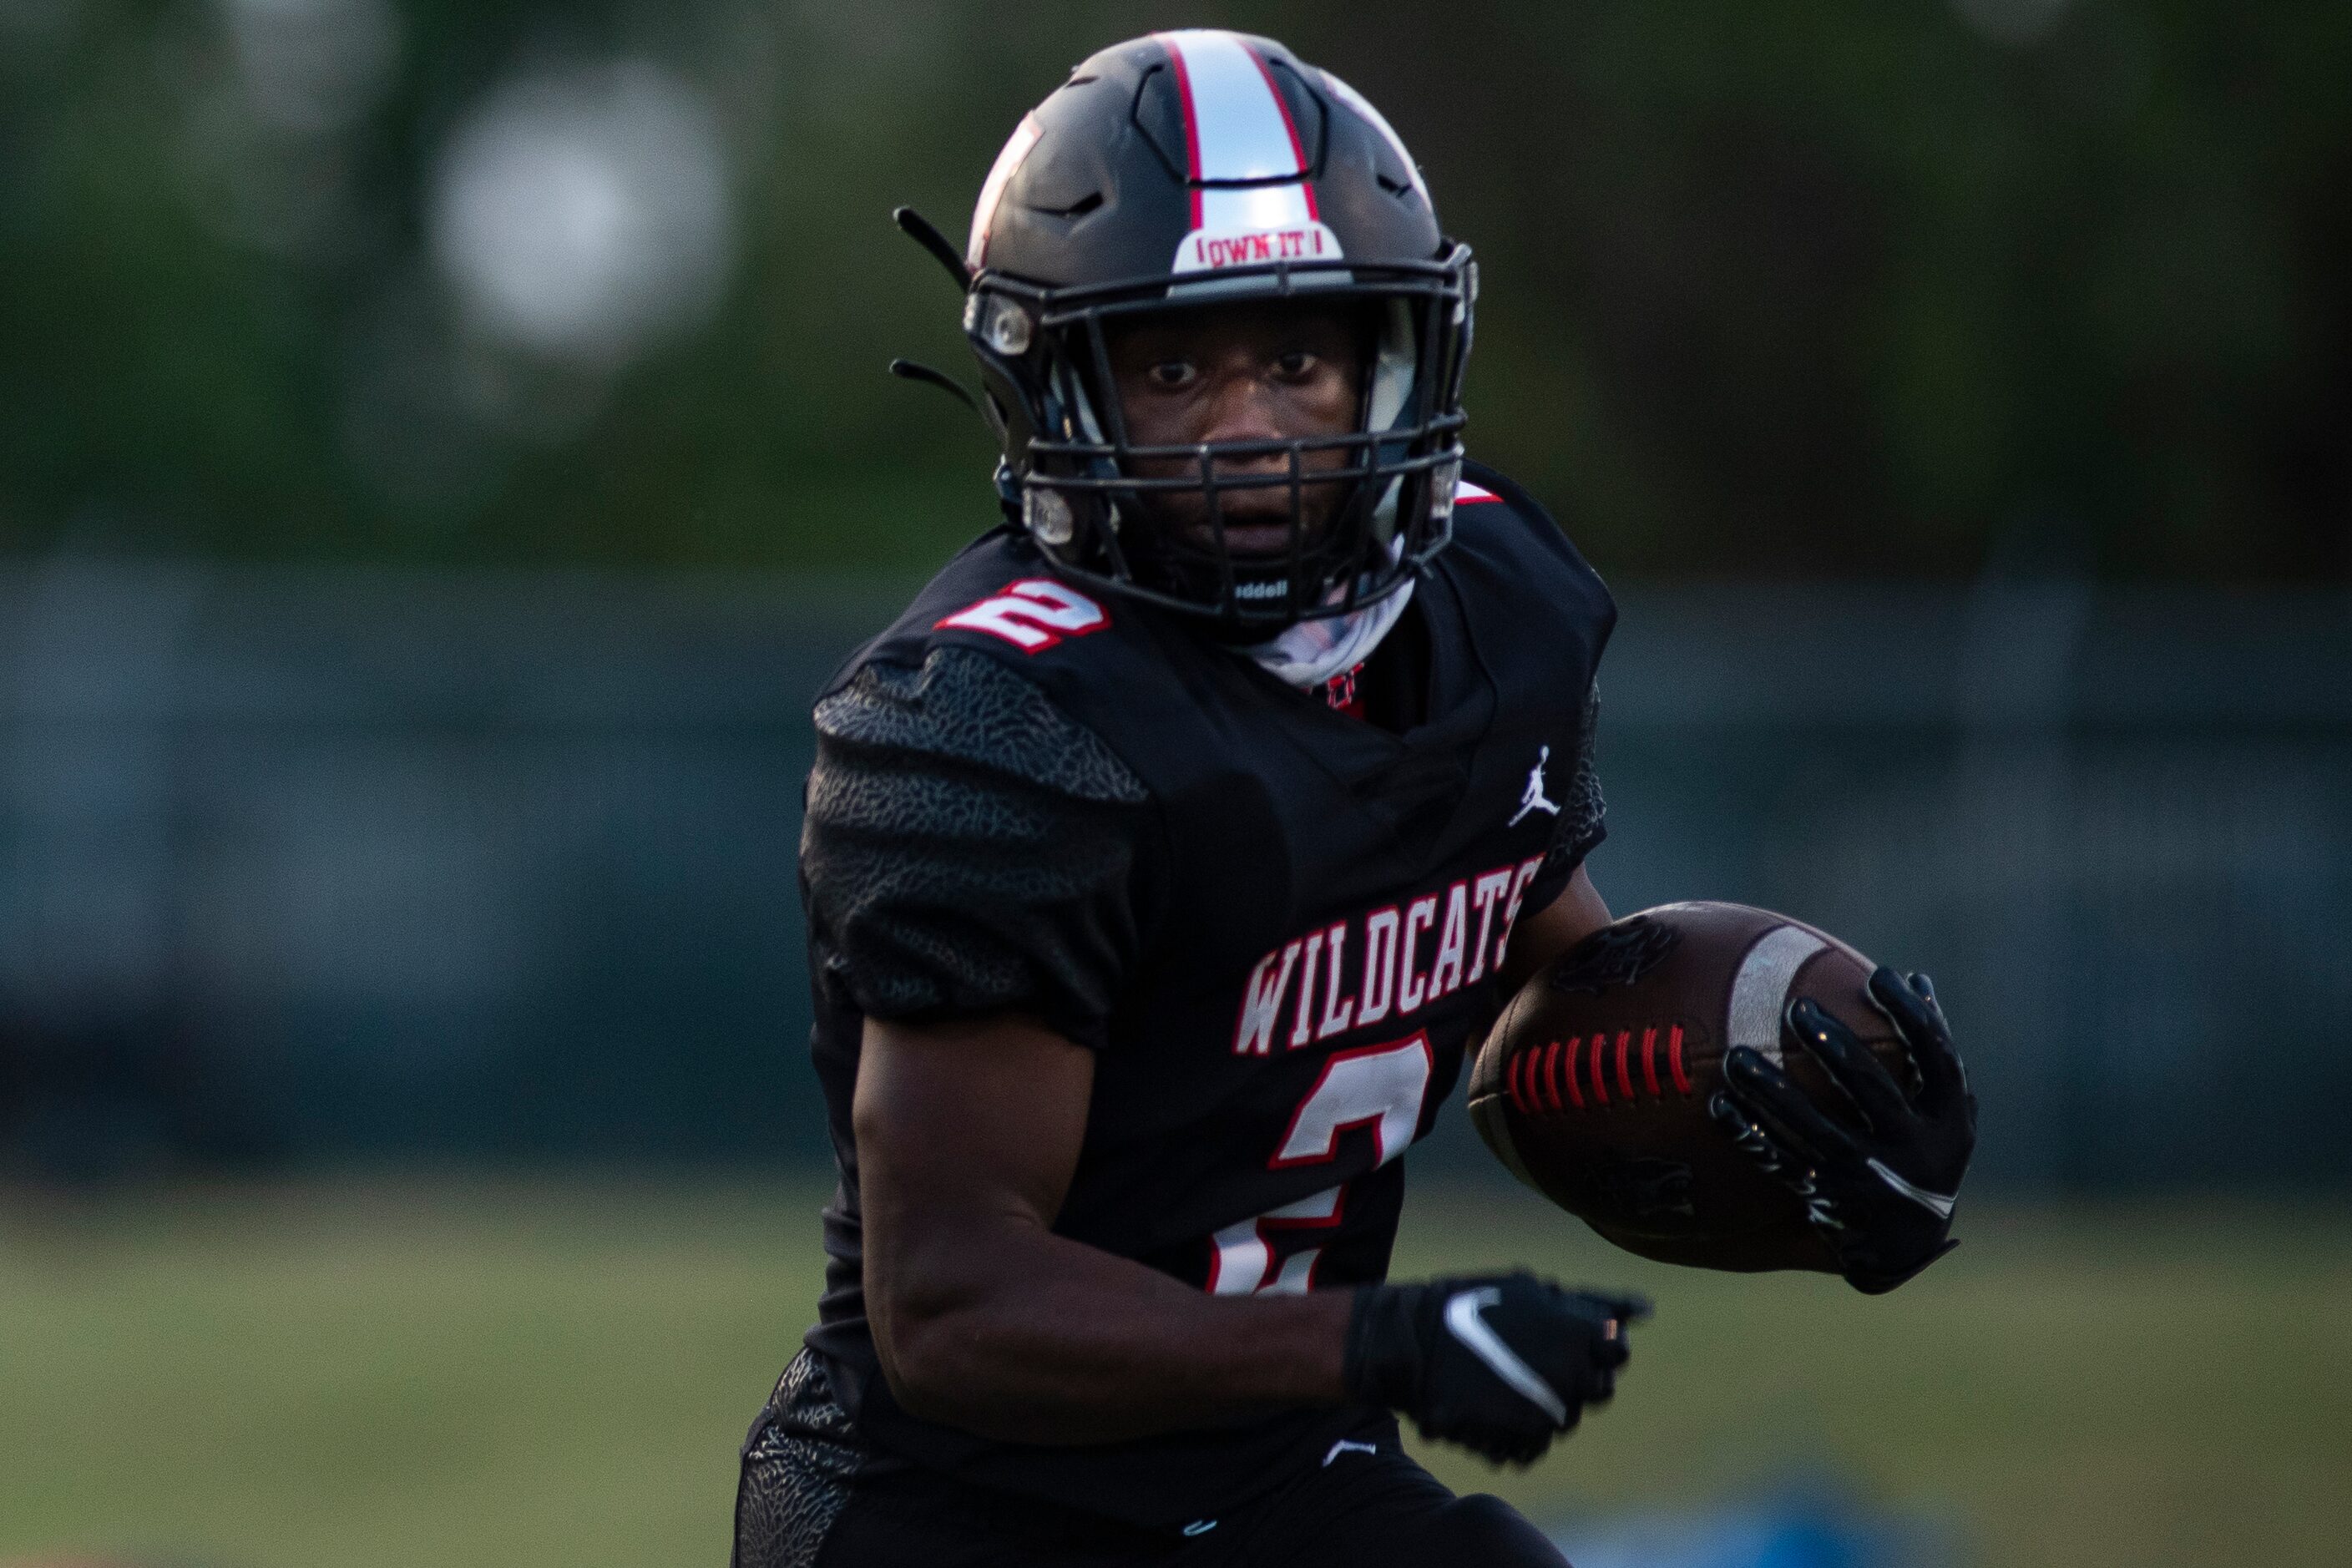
[1173,221,1345,276]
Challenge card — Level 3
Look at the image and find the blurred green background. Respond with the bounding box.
[2,0,2345,579]
[8,1182,2349,1568]
[3,3,2349,1565]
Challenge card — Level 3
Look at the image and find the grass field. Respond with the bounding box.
[3,1179,2347,1567]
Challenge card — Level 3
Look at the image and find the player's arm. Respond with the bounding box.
[860,1007,1642,1459]
[857,1009,1354,1444]
[829,650,1350,1443]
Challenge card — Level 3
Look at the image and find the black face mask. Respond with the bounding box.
[998,277,1470,636]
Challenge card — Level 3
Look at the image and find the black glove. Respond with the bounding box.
[1712,967,1978,1294]
[1343,1272,1648,1465]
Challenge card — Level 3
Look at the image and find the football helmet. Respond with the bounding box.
[956,30,1474,632]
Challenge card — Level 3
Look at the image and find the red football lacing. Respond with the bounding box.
[1505,1023,1697,1115]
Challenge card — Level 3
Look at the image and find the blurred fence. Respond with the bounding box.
[0,559,2344,1190]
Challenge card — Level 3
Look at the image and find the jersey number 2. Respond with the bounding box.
[1206,1034,1432,1296]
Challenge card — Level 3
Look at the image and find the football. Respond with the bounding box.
[1467,901,1915,1273]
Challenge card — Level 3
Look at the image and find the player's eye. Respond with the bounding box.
[1146,359,1196,389]
[1272,349,1319,379]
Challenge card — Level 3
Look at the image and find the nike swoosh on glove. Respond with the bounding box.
[1343,1272,1649,1465]
[1712,967,1978,1294]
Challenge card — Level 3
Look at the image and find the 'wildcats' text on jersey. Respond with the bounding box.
[1232,855,1547,1055]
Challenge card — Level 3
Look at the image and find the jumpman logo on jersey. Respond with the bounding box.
[1510,746,1561,827]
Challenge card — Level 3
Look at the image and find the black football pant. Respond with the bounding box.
[733,1351,1569,1568]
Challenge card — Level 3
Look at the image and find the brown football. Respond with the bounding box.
[1466,901,1914,1273]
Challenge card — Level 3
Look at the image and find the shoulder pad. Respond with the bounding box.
[1457,459,1555,529]
[815,645,1146,806]
[1456,459,1611,593]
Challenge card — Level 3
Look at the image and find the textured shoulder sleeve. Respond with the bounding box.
[801,645,1156,1050]
[1520,679,1607,915]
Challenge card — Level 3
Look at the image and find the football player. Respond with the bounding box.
[735,29,1975,1567]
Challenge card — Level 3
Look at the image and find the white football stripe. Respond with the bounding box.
[1727,925,1826,1068]
[1159,30,1306,180]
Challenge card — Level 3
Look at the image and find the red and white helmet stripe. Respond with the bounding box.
[966,31,1363,280]
[1156,29,1318,221]
[1156,29,1338,277]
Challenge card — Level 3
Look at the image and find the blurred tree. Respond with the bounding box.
[0,0,2341,579]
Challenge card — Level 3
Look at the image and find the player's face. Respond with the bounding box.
[1105,301,1369,557]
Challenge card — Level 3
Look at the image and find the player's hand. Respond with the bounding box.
[1712,967,1978,1294]
[1343,1272,1648,1465]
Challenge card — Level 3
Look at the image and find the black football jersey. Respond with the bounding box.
[797,462,1613,1527]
